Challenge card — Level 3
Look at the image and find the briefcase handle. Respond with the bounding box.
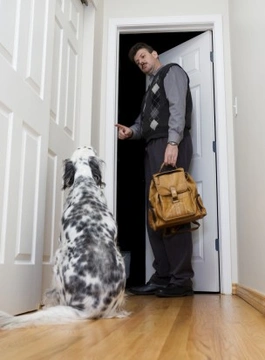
[159,163,177,173]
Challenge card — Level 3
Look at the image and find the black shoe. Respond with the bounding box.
[156,284,193,298]
[129,282,167,295]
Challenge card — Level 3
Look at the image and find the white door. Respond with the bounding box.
[146,31,219,292]
[0,0,85,315]
[0,0,55,314]
[41,0,84,295]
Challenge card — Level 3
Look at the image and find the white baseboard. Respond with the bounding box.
[233,283,265,315]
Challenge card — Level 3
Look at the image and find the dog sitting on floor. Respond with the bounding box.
[0,146,129,330]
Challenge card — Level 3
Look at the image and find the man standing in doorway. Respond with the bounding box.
[116,43,194,297]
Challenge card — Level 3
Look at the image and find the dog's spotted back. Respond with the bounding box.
[53,146,127,315]
[0,146,129,330]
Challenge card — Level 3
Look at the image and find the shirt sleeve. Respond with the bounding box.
[129,113,142,140]
[164,66,188,145]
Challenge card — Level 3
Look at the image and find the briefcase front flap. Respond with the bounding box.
[153,168,188,196]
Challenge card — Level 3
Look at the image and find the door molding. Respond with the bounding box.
[104,15,232,295]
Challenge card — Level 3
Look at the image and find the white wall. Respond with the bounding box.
[229,0,265,294]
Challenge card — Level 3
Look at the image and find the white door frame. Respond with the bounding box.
[104,15,232,295]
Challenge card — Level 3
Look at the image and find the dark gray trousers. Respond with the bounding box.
[145,134,194,287]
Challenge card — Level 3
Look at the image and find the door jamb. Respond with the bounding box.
[104,15,232,294]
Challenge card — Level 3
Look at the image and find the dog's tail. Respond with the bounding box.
[0,306,90,330]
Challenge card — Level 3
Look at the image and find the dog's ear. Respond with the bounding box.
[62,159,75,189]
[89,157,105,188]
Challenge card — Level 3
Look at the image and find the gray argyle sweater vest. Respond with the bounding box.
[141,63,192,143]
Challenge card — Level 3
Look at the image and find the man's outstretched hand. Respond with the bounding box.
[115,124,133,140]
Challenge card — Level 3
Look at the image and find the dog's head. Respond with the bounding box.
[62,146,105,190]
[70,146,97,162]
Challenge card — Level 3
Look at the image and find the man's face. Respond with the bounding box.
[134,48,159,75]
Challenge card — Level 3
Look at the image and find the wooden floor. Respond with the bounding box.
[1,293,265,360]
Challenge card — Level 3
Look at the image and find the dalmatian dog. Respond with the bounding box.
[0,146,128,330]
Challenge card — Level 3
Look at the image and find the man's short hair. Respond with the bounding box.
[128,43,154,62]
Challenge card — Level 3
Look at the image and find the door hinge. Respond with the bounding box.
[212,140,216,153]
[210,51,214,62]
[215,238,219,251]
